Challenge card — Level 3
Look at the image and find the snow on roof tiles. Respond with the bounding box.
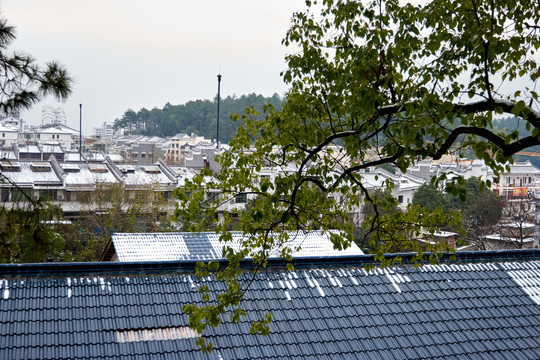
[122,166,175,186]
[2,250,540,359]
[64,164,118,187]
[112,231,364,262]
[1,162,62,186]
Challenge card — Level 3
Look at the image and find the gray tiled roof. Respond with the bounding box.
[1,251,540,359]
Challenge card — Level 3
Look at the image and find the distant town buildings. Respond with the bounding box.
[42,105,67,126]
[0,123,18,148]
[113,135,171,165]
[3,112,540,250]
[93,122,117,139]
[495,160,540,198]
[166,133,205,165]
[405,157,540,199]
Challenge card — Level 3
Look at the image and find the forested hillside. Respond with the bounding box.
[492,117,540,168]
[113,93,283,143]
[492,116,530,137]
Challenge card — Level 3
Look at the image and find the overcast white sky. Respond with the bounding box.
[2,0,306,135]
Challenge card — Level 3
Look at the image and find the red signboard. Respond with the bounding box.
[512,187,528,197]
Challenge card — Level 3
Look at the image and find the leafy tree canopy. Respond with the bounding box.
[0,200,66,263]
[0,17,72,114]
[413,177,502,246]
[0,15,72,262]
[174,0,540,350]
[412,183,448,212]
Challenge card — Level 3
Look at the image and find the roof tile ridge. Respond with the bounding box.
[2,249,540,277]
[157,158,178,181]
[105,156,125,181]
[48,155,65,180]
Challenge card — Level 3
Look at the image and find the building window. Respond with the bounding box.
[76,192,90,202]
[11,188,31,202]
[39,189,57,201]
[1,188,9,201]
[160,191,171,200]
[398,195,403,203]
[206,192,220,201]
[235,193,247,204]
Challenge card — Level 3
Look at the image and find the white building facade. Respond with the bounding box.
[42,105,67,126]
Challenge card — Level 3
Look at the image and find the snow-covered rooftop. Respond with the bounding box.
[0,124,17,132]
[64,152,84,162]
[0,150,17,160]
[507,161,540,175]
[121,165,176,187]
[112,231,364,262]
[41,144,64,153]
[18,145,40,153]
[0,162,62,187]
[106,154,124,162]
[86,153,106,162]
[484,234,535,243]
[36,127,73,135]
[361,169,424,191]
[64,163,118,187]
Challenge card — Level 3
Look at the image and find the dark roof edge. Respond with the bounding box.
[1,249,540,277]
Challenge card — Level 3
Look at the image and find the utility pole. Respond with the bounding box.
[79,104,82,161]
[216,74,222,150]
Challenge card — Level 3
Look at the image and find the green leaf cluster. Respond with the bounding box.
[413,177,502,244]
[0,198,66,263]
[174,0,540,349]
